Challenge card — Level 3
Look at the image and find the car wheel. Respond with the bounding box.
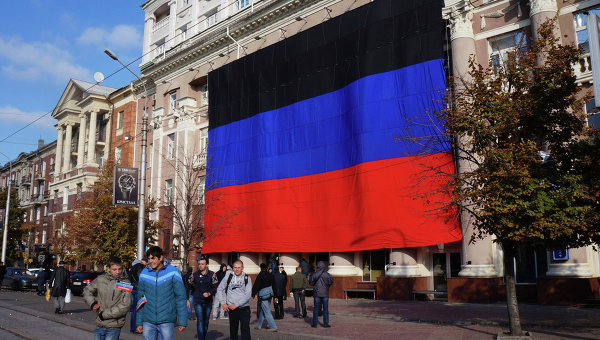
[11,281,20,291]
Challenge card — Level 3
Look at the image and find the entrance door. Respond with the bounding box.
[432,253,447,291]
[362,249,388,281]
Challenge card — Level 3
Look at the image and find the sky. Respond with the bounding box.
[0,0,145,162]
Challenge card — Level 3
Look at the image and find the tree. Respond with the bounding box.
[64,159,161,267]
[405,20,600,336]
[0,188,25,264]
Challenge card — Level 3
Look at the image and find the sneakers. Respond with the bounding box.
[267,328,278,332]
[323,325,331,328]
[212,317,217,320]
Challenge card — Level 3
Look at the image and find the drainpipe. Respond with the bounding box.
[226,26,241,59]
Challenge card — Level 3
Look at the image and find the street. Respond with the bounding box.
[0,290,599,339]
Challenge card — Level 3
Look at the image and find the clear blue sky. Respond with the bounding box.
[0,0,145,162]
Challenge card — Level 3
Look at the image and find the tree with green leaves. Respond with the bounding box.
[0,188,25,265]
[64,159,161,267]
[403,19,600,336]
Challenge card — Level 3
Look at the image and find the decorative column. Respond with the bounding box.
[446,5,498,278]
[239,252,260,275]
[168,0,177,49]
[62,123,73,173]
[143,15,155,64]
[329,252,360,276]
[54,126,64,177]
[529,0,558,42]
[387,248,421,277]
[87,110,98,165]
[76,114,87,168]
[279,253,300,274]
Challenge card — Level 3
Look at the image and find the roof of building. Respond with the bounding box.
[71,79,116,99]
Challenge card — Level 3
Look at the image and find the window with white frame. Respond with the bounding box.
[116,111,124,130]
[180,27,187,41]
[206,10,218,28]
[200,128,208,153]
[36,207,40,222]
[200,84,209,107]
[167,134,175,159]
[44,205,47,216]
[42,161,46,176]
[237,0,250,10]
[574,8,600,54]
[42,230,46,244]
[115,146,122,164]
[156,41,165,58]
[489,31,526,74]
[169,92,177,114]
[198,177,205,204]
[165,179,173,205]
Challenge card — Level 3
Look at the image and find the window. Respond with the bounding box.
[574,8,600,54]
[489,31,525,74]
[63,187,69,206]
[43,205,47,217]
[167,134,175,159]
[206,10,218,28]
[198,178,205,204]
[76,183,82,200]
[180,27,187,41]
[362,249,388,282]
[237,0,250,10]
[169,92,177,114]
[42,161,46,176]
[115,146,122,164]
[36,207,40,222]
[98,151,105,168]
[42,230,47,244]
[116,111,124,130]
[200,128,208,153]
[165,179,173,205]
[512,244,547,284]
[200,84,209,107]
[156,41,165,58]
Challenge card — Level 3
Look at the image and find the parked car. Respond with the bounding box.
[70,271,100,296]
[2,267,37,290]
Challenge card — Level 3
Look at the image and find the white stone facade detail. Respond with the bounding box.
[528,0,558,17]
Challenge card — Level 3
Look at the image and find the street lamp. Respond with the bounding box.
[0,151,12,263]
[104,49,149,260]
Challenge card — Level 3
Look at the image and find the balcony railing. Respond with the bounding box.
[153,15,169,32]
[574,52,592,84]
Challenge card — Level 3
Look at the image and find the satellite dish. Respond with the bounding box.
[94,72,105,83]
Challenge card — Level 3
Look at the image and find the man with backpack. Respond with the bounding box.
[216,259,252,340]
[309,261,333,328]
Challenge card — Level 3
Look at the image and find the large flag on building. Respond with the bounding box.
[203,0,461,253]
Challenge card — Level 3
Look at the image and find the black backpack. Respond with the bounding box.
[225,272,248,292]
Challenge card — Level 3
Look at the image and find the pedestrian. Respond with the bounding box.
[135,246,187,339]
[216,259,252,340]
[83,256,133,340]
[0,261,6,291]
[36,268,47,296]
[289,266,308,318]
[49,260,71,314]
[251,263,278,331]
[190,256,217,340]
[273,265,287,319]
[126,256,147,333]
[183,266,195,320]
[310,261,333,328]
[212,263,228,320]
[299,258,309,279]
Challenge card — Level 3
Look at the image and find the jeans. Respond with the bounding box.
[142,322,174,340]
[188,295,194,319]
[212,296,226,319]
[312,296,329,327]
[256,297,277,330]
[94,326,121,340]
[228,306,251,340]
[130,290,138,332]
[53,296,65,311]
[194,303,212,340]
[293,290,306,317]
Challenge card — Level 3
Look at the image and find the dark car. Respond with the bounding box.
[70,271,100,296]
[2,267,37,290]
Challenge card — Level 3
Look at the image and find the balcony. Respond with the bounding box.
[574,53,592,85]
[153,15,169,32]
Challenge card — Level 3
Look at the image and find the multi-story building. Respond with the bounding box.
[0,139,56,266]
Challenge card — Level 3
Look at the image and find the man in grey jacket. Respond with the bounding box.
[216,259,252,340]
[309,261,333,328]
[84,256,133,340]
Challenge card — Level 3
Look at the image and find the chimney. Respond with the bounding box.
[38,139,44,149]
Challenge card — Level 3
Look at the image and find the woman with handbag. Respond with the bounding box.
[251,263,278,331]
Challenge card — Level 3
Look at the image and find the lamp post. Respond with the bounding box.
[104,49,148,260]
[0,151,12,263]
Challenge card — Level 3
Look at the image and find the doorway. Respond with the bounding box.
[362,249,388,281]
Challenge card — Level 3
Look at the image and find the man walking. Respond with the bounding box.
[135,246,187,339]
[36,267,47,296]
[50,260,70,314]
[310,261,333,328]
[216,259,252,340]
[289,266,308,318]
[190,256,217,340]
[127,256,147,333]
[252,263,277,331]
[273,265,287,319]
[83,256,132,340]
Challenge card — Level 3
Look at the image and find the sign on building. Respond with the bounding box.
[552,249,569,261]
[113,166,138,206]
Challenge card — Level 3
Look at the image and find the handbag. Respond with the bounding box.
[65,288,72,303]
[258,286,273,299]
[45,288,51,302]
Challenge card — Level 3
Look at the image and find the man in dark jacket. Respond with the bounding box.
[127,257,146,333]
[190,256,217,340]
[212,263,228,320]
[272,265,287,319]
[50,260,70,314]
[309,261,333,328]
[251,263,277,331]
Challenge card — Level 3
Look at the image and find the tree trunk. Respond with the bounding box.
[503,243,524,336]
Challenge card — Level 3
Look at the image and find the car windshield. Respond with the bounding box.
[12,269,25,275]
